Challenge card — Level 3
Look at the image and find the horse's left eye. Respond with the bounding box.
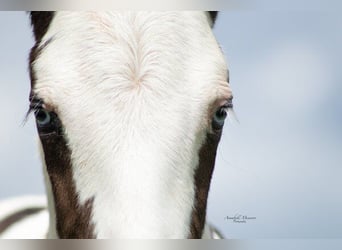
[212,99,233,131]
[212,107,228,130]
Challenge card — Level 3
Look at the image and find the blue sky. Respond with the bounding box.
[208,11,342,238]
[0,11,341,238]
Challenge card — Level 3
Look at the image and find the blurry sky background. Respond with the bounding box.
[0,10,341,238]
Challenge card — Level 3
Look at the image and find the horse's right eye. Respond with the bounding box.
[34,108,61,135]
[35,109,51,127]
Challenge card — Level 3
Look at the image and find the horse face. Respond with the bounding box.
[29,11,232,238]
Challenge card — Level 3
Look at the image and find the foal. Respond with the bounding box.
[0,11,232,239]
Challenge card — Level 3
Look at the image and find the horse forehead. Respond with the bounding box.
[32,11,228,110]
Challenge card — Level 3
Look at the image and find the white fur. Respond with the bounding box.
[38,142,58,239]
[0,195,221,239]
[0,196,48,239]
[0,196,47,221]
[202,223,222,239]
[32,11,231,238]
[0,210,48,239]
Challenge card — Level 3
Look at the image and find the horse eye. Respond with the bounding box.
[35,109,51,127]
[212,107,228,130]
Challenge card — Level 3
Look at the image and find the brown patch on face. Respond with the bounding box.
[29,16,95,238]
[0,208,45,235]
[188,131,222,238]
[39,132,95,238]
[208,11,218,25]
[29,12,54,91]
[30,12,55,42]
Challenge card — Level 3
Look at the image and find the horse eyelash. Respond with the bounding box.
[227,108,239,124]
[22,110,33,127]
[22,99,43,126]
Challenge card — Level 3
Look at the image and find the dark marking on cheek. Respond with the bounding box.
[189,131,222,239]
[40,132,95,239]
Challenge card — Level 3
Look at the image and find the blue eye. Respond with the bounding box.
[34,109,63,136]
[212,107,228,130]
[35,109,51,127]
[30,98,63,136]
